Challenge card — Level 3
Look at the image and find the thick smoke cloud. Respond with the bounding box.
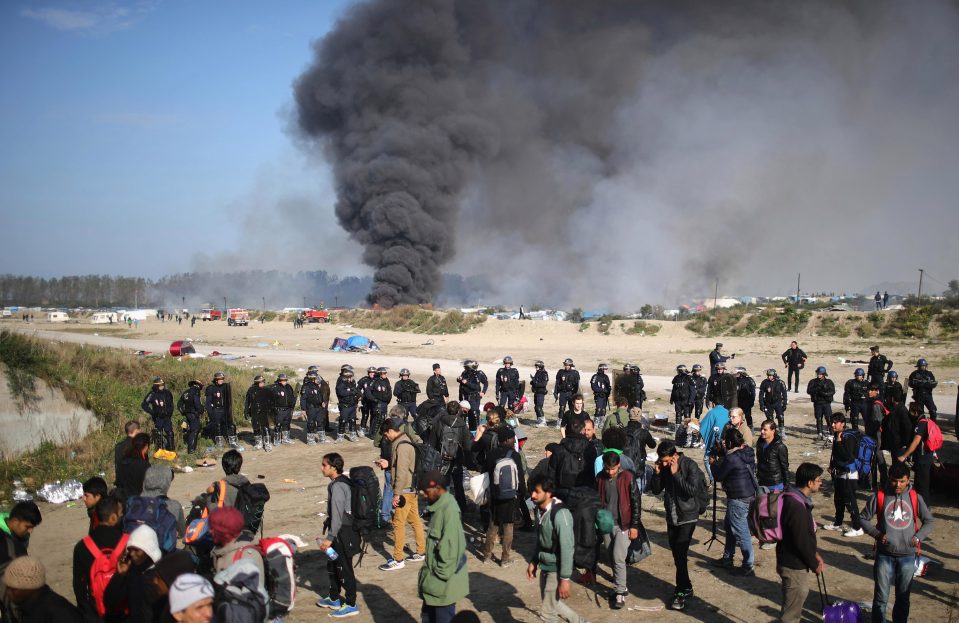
[295,0,959,309]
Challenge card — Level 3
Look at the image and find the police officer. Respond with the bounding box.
[553,358,580,429]
[141,377,174,451]
[335,365,360,442]
[590,363,612,427]
[367,366,392,438]
[530,360,549,427]
[735,367,757,428]
[357,366,377,435]
[426,363,449,402]
[707,361,737,409]
[205,372,239,450]
[302,371,331,445]
[842,368,869,431]
[457,360,483,431]
[709,342,735,376]
[908,358,939,420]
[247,375,275,451]
[495,356,521,409]
[669,365,695,426]
[615,363,637,410]
[393,368,420,417]
[180,379,203,454]
[806,366,835,440]
[691,364,708,419]
[759,369,788,432]
[631,365,646,410]
[271,373,297,445]
[473,359,490,407]
[780,340,807,393]
[882,370,906,409]
[867,345,893,386]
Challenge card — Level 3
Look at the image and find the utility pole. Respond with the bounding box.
[262,296,266,312]
[181,296,185,311]
[303,296,307,309]
[713,278,719,310]
[918,269,924,303]
[796,273,801,304]
[223,296,227,312]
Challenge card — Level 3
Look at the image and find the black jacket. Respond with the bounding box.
[670,373,695,405]
[650,455,705,526]
[590,372,611,397]
[204,382,230,414]
[73,525,124,622]
[335,375,359,407]
[829,431,859,476]
[6,585,83,623]
[457,369,482,400]
[428,411,473,466]
[114,456,149,500]
[707,373,737,409]
[880,404,913,453]
[357,375,375,405]
[712,446,758,499]
[736,376,756,408]
[181,386,202,415]
[550,433,598,489]
[776,490,818,571]
[495,367,520,395]
[781,347,807,368]
[881,381,906,408]
[140,389,174,420]
[760,378,789,408]
[806,377,835,405]
[908,369,937,397]
[426,375,449,401]
[554,369,580,394]
[394,379,420,404]
[301,380,329,409]
[368,377,392,404]
[0,525,28,568]
[868,354,893,380]
[271,382,297,409]
[692,375,708,401]
[756,436,790,487]
[248,385,275,421]
[485,445,528,500]
[530,369,549,395]
[843,378,869,407]
[709,349,730,375]
[103,559,152,623]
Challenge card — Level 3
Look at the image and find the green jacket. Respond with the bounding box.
[418,492,468,606]
[0,513,10,536]
[532,500,575,579]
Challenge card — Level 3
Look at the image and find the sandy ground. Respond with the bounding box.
[8,317,959,622]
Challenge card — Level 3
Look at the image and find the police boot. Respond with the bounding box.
[318,430,328,443]
[229,435,245,452]
[306,432,317,446]
[253,435,263,450]
[215,435,225,450]
[281,430,293,445]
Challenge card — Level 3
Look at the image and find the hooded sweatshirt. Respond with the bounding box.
[141,465,185,537]
[712,446,758,500]
[860,484,935,556]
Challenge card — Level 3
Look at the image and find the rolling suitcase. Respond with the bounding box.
[818,572,865,623]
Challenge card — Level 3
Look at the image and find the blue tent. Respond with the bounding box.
[346,335,370,348]
[329,335,380,352]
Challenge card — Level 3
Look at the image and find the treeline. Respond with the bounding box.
[0,271,493,309]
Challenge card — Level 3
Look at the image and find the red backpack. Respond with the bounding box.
[83,532,130,617]
[923,417,943,452]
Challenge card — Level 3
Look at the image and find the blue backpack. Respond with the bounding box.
[842,431,877,476]
[123,496,178,553]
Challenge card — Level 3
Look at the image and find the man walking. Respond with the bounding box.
[527,475,584,623]
[418,471,468,623]
[316,453,361,619]
[823,413,864,537]
[781,341,807,393]
[597,452,641,609]
[777,463,825,623]
[380,419,426,571]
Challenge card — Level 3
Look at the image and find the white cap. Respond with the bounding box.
[169,573,214,613]
[127,524,162,564]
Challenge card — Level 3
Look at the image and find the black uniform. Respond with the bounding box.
[180,385,203,453]
[867,353,893,386]
[553,368,580,425]
[760,376,790,427]
[692,373,708,418]
[271,381,297,436]
[335,374,360,436]
[141,387,174,451]
[709,349,731,376]
[393,378,421,416]
[670,372,695,424]
[781,347,807,392]
[367,376,392,435]
[530,368,549,422]
[495,366,521,409]
[302,379,331,435]
[706,372,737,410]
[806,377,835,436]
[205,382,234,438]
[736,375,757,427]
[631,369,646,409]
[248,385,275,439]
[590,371,611,421]
[842,378,869,431]
[908,369,938,419]
[357,373,376,430]
[881,381,906,409]
[426,374,449,402]
[457,367,484,430]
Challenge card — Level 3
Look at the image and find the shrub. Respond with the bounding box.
[334,306,486,334]
[624,321,661,336]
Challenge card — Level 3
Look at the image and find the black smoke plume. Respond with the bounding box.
[295,0,959,308]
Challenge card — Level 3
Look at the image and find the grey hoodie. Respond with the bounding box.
[860,484,934,556]
[141,465,186,536]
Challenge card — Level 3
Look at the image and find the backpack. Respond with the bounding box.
[122,496,178,553]
[439,420,462,462]
[922,417,943,452]
[492,450,519,500]
[83,533,130,617]
[185,480,226,547]
[556,444,586,489]
[177,390,189,415]
[345,467,379,537]
[748,489,812,544]
[625,426,650,466]
[213,559,269,623]
[234,482,270,536]
[842,431,878,476]
[232,537,297,618]
[400,440,444,490]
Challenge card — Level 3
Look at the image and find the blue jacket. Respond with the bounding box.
[712,446,757,499]
[700,405,729,454]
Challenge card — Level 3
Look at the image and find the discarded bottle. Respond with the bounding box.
[325,547,339,561]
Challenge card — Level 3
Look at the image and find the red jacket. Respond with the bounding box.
[597,469,641,531]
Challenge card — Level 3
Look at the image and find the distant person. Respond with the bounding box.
[691,364,708,419]
[669,365,695,426]
[874,291,882,310]
[495,356,520,409]
[590,363,612,426]
[530,360,549,427]
[709,342,735,376]
[426,363,449,403]
[190,316,196,328]
[781,341,807,393]
[842,368,870,432]
[907,358,938,420]
[553,359,579,430]
[141,377,175,451]
[868,345,894,387]
[762,369,790,434]
[882,291,889,309]
[806,367,835,440]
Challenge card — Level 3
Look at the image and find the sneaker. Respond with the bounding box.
[329,604,359,618]
[612,592,627,610]
[843,528,864,538]
[670,592,687,611]
[760,542,776,550]
[500,559,515,568]
[316,597,341,610]
[821,523,845,532]
[406,553,425,563]
[739,566,756,577]
[378,558,405,571]
[709,557,734,568]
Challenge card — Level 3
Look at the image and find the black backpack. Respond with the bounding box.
[346,466,380,538]
[439,420,461,462]
[234,482,271,535]
[177,390,189,415]
[624,426,650,467]
[556,443,586,490]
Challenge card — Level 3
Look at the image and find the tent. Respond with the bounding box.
[169,340,197,357]
[329,335,381,352]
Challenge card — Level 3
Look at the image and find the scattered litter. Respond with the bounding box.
[257,474,266,479]
[13,481,32,502]
[283,479,299,484]
[195,458,217,468]
[945,379,957,385]
[801,451,819,457]
[296,488,306,493]
[66,502,77,508]
[153,448,177,461]
[256,342,270,348]
[422,339,434,346]
[628,606,665,612]
[177,465,194,473]
[220,355,245,361]
[36,479,84,504]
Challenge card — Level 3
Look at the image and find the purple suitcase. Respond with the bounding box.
[819,573,866,623]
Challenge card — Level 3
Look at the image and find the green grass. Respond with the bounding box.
[624,321,661,336]
[0,330,292,491]
[937,355,959,368]
[817,316,851,338]
[879,307,938,339]
[685,307,748,337]
[936,311,959,337]
[332,306,486,334]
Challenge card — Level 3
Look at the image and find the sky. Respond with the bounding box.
[0,0,363,278]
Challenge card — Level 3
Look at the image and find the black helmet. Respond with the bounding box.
[366,366,377,374]
[598,363,609,371]
[277,373,289,381]
[623,363,632,371]
[676,364,687,372]
[305,371,317,380]
[377,366,388,374]
[716,361,726,370]
[854,368,865,377]
[340,364,354,373]
[633,365,641,373]
[534,360,544,368]
[887,370,899,380]
[692,364,703,372]
[152,377,164,386]
[399,368,411,376]
[503,356,513,364]
[307,365,319,373]
[816,366,827,375]
[563,358,574,366]
[343,369,354,378]
[213,372,225,381]
[916,358,928,368]
[766,368,776,377]
[735,367,746,375]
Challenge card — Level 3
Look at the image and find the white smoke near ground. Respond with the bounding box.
[295,0,959,309]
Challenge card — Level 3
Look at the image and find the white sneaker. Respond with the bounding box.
[843,528,864,538]
[378,558,405,571]
[821,523,845,532]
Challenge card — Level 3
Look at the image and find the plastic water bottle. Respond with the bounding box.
[325,547,339,561]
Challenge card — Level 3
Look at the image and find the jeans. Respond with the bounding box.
[391,492,426,561]
[832,477,861,529]
[722,497,755,568]
[420,603,455,623]
[872,553,913,623]
[667,522,696,592]
[602,528,630,594]
[539,571,585,623]
[787,368,801,393]
[381,470,394,524]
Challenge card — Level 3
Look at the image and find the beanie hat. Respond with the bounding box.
[127,524,163,564]
[153,550,196,588]
[209,506,244,545]
[497,426,516,443]
[142,465,174,496]
[168,573,214,614]
[3,556,45,590]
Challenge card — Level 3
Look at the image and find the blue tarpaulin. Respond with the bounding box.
[329,335,380,352]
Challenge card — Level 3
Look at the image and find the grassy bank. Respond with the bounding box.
[0,330,289,492]
[332,306,486,334]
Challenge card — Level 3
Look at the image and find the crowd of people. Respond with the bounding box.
[0,341,950,623]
